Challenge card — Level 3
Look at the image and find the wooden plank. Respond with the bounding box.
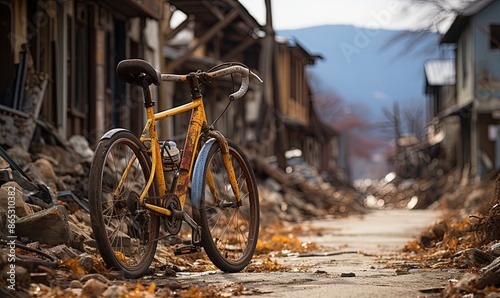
[166,8,239,71]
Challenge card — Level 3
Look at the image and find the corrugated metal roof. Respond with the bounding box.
[424,60,455,86]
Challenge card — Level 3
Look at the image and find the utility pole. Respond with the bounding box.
[257,0,287,169]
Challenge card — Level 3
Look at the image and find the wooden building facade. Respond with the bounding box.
[0,0,163,146]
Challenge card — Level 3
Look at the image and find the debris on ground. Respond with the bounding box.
[0,137,364,296]
[395,170,500,297]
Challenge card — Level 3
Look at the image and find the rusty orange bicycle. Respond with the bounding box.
[88,59,261,278]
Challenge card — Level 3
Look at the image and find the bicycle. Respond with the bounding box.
[88,59,261,278]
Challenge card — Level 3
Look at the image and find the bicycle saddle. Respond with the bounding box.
[116,59,161,87]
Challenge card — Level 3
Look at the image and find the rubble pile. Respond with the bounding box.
[398,169,500,297]
[359,168,466,210]
[251,153,365,223]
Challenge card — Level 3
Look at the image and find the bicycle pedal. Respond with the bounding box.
[174,245,201,255]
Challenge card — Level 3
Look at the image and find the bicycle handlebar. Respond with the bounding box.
[160,65,261,101]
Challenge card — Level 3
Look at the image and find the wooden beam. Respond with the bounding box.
[164,14,194,41]
[225,0,261,29]
[166,8,239,71]
[202,0,224,20]
[221,37,257,61]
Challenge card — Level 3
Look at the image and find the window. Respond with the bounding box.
[0,3,13,103]
[490,25,500,49]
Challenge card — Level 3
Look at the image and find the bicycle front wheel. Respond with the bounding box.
[191,139,260,272]
[88,129,159,278]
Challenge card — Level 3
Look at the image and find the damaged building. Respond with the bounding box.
[0,0,350,185]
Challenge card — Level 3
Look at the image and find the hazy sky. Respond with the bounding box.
[239,0,427,31]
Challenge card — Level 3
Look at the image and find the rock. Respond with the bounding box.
[70,279,83,288]
[395,267,410,275]
[0,156,8,168]
[78,254,95,273]
[68,221,93,251]
[444,272,478,294]
[340,272,356,277]
[46,244,80,260]
[465,248,495,265]
[431,220,448,240]
[81,278,107,298]
[69,135,94,163]
[107,271,125,281]
[16,205,72,245]
[30,158,64,190]
[6,146,31,168]
[0,181,34,218]
[74,209,92,226]
[26,203,43,213]
[80,273,111,285]
[487,242,500,257]
[164,267,177,278]
[30,144,84,176]
[26,241,41,250]
[480,256,500,274]
[102,285,129,298]
[166,280,182,290]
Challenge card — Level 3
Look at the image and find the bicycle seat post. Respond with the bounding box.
[139,74,155,109]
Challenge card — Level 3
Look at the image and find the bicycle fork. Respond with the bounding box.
[206,130,242,206]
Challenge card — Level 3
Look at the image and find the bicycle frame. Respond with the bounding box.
[127,74,242,218]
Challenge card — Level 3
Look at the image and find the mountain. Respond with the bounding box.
[277,25,442,123]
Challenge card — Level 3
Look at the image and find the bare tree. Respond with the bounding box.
[400,0,474,32]
[382,0,474,56]
[378,101,426,141]
[313,91,389,165]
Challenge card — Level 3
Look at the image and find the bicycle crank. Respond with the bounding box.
[163,194,183,234]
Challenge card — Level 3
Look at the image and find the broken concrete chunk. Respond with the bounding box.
[46,244,81,260]
[16,205,72,245]
[0,156,8,169]
[78,253,95,273]
[102,285,129,297]
[0,181,34,218]
[81,278,108,298]
[6,146,31,169]
[69,135,94,163]
[69,279,83,288]
[29,158,65,190]
[68,221,93,251]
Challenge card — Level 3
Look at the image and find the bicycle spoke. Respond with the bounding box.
[89,133,159,277]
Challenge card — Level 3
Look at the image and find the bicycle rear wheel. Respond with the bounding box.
[191,139,260,272]
[88,129,159,278]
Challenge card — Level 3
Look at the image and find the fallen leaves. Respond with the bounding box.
[401,210,478,269]
[179,283,250,297]
[60,258,87,275]
[245,257,290,272]
[255,221,321,257]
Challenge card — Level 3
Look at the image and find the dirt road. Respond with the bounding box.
[175,209,462,297]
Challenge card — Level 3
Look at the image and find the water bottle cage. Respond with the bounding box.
[160,141,180,171]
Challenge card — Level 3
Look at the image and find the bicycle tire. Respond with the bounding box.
[88,129,159,278]
[191,138,260,272]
